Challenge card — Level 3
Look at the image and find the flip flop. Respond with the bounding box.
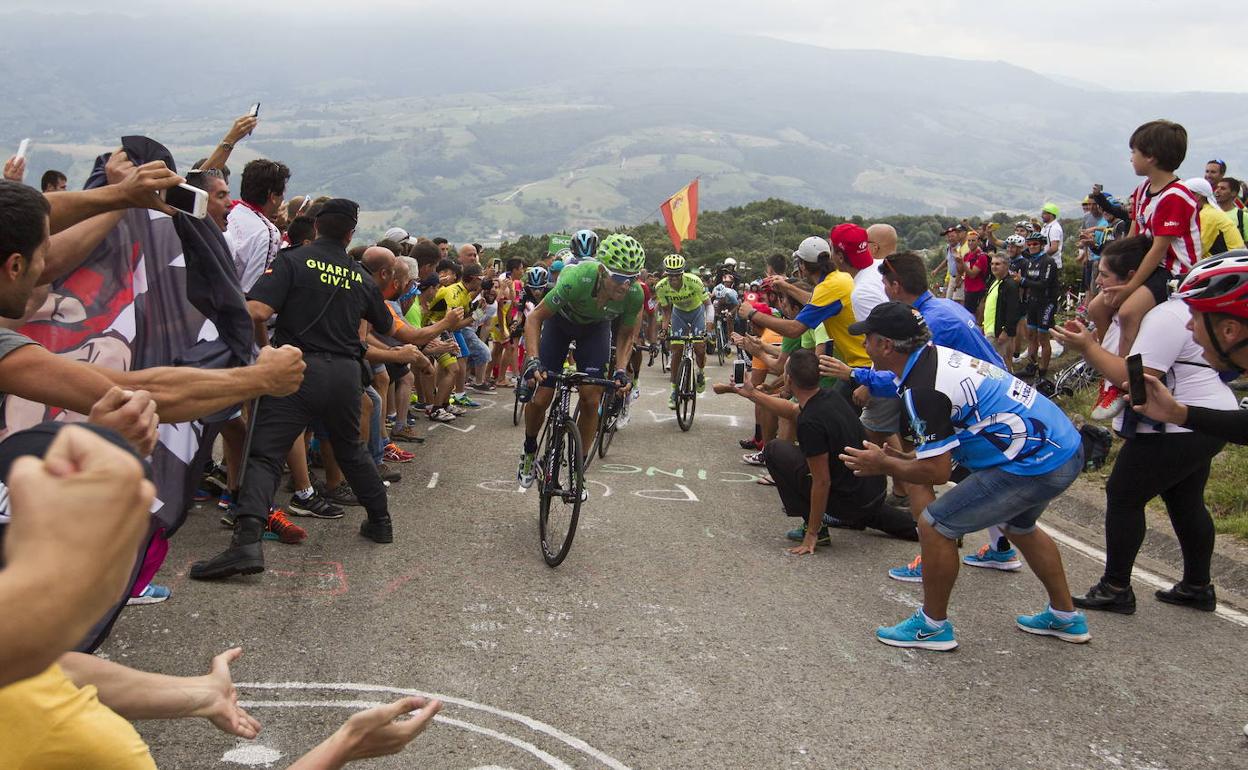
[756,474,776,486]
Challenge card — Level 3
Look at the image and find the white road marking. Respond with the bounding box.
[430,422,477,433]
[235,700,572,769]
[221,743,282,766]
[1039,523,1248,628]
[585,479,612,498]
[236,682,632,770]
[634,483,699,502]
[427,472,439,489]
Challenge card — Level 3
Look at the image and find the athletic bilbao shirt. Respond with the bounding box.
[1132,179,1202,277]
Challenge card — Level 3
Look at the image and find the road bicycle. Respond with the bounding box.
[668,334,703,432]
[534,371,619,567]
[711,309,735,366]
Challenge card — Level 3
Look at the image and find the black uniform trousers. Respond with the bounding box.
[762,439,917,541]
[236,353,388,532]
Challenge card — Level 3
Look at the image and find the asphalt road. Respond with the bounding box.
[105,360,1248,769]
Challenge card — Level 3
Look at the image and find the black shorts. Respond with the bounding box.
[384,362,410,382]
[1026,300,1056,332]
[1143,266,1172,306]
[537,313,611,387]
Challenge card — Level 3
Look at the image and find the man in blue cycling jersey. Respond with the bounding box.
[840,302,1090,652]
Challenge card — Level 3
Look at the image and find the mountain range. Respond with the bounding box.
[3,12,1247,241]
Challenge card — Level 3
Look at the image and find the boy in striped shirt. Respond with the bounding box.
[1087,120,1201,418]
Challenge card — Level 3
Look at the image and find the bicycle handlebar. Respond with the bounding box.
[550,371,620,389]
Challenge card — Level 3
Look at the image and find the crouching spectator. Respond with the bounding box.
[716,348,917,553]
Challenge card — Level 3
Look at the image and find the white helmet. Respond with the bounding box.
[1005,234,1026,247]
[724,258,737,267]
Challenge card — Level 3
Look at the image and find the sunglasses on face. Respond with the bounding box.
[608,272,636,285]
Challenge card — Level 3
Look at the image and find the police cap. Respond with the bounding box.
[316,198,359,224]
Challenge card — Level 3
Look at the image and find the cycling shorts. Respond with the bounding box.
[1026,300,1057,332]
[536,313,611,387]
[669,305,706,338]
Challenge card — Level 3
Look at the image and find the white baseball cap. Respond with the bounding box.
[793,236,831,263]
[1184,177,1214,201]
[384,226,416,244]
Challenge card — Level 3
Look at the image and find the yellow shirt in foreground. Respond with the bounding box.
[0,664,156,770]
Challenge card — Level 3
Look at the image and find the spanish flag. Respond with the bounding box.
[660,178,699,252]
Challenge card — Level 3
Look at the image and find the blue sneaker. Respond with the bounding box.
[876,610,957,651]
[888,555,923,583]
[452,393,481,408]
[962,544,1023,571]
[1016,607,1091,643]
[126,584,172,606]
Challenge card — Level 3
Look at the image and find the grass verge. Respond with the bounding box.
[1052,358,1248,541]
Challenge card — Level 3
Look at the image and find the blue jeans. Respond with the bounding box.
[921,447,1084,539]
[365,386,384,465]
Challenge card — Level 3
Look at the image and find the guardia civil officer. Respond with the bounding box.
[190,199,463,580]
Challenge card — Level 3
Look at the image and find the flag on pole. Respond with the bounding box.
[660,178,699,252]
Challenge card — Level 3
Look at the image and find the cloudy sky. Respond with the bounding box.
[15,1,1240,93]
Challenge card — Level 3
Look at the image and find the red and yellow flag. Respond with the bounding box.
[660,178,699,252]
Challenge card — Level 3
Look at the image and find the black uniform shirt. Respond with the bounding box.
[248,237,393,357]
[796,388,886,510]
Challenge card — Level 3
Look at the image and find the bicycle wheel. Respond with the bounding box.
[716,325,726,366]
[512,389,522,426]
[661,342,669,373]
[676,356,697,432]
[539,420,583,567]
[597,393,620,459]
[584,395,607,471]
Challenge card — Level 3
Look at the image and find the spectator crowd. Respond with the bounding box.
[2,110,1248,767]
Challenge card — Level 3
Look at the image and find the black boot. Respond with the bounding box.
[359,515,393,544]
[189,517,265,580]
[1073,580,1136,614]
[1155,581,1217,612]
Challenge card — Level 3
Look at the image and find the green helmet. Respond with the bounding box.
[598,233,645,277]
[663,253,686,273]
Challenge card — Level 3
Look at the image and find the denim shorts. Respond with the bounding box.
[670,305,706,337]
[463,329,492,367]
[921,447,1084,539]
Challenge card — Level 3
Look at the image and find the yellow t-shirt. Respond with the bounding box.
[1199,202,1246,257]
[794,272,871,367]
[0,664,156,769]
[424,281,471,325]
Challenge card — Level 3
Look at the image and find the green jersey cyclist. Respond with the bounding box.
[517,234,647,487]
[654,254,713,409]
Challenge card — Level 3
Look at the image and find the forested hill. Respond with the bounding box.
[497,199,1064,277]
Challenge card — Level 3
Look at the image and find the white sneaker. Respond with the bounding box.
[427,407,456,423]
[445,403,467,416]
[517,452,537,488]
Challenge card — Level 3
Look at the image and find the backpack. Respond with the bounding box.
[1080,423,1113,471]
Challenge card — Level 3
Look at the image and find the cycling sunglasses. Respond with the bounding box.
[608,271,637,285]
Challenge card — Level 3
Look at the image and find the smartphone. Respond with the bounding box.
[162,182,209,219]
[1126,353,1147,406]
[15,138,29,161]
[248,102,261,118]
[733,358,747,386]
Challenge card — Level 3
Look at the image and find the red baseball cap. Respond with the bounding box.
[829,223,873,270]
[744,291,760,304]
[751,301,773,317]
